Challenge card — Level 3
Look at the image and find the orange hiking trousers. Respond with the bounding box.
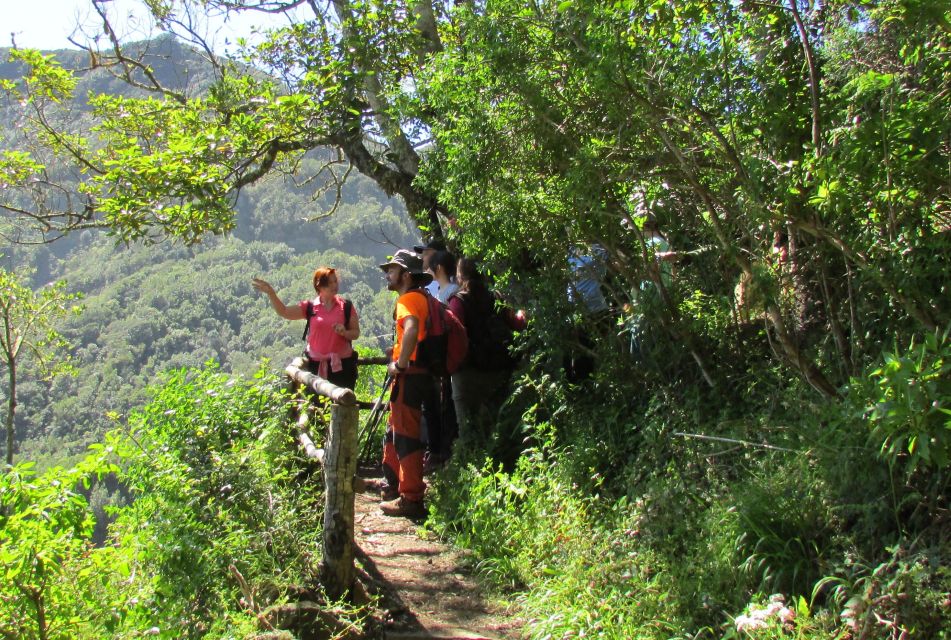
[382,370,430,502]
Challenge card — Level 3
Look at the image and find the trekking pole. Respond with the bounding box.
[358,373,392,462]
[359,380,390,462]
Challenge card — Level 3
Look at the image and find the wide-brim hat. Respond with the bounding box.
[379,249,434,286]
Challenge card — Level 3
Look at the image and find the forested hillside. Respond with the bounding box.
[0,41,418,464]
[10,213,413,464]
[1,1,949,639]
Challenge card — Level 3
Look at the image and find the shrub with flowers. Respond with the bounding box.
[731,595,799,637]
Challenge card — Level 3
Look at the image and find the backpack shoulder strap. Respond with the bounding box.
[342,298,353,346]
[405,289,435,332]
[301,300,314,342]
[343,298,353,326]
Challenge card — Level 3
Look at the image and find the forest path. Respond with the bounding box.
[353,487,523,639]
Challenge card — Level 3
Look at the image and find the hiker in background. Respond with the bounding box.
[640,218,677,289]
[568,243,610,315]
[377,249,433,518]
[428,250,459,303]
[414,239,447,297]
[422,249,460,471]
[252,268,360,389]
[624,217,680,358]
[735,229,789,325]
[565,243,610,382]
[448,257,526,443]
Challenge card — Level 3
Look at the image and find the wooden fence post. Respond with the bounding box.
[320,402,359,599]
[284,357,362,599]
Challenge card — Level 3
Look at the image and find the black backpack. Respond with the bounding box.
[454,290,515,371]
[302,298,353,346]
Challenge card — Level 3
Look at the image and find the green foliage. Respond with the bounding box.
[0,455,131,639]
[413,4,951,629]
[105,363,323,636]
[417,0,951,398]
[1,8,435,242]
[0,267,82,464]
[428,448,687,639]
[813,542,951,640]
[3,49,76,103]
[732,462,836,598]
[429,354,948,638]
[1,363,358,639]
[1,0,949,637]
[859,329,951,473]
[0,268,82,380]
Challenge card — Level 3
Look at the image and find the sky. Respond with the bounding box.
[5,0,290,51]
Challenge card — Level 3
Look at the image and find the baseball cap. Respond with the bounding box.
[412,239,446,253]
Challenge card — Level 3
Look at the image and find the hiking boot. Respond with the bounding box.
[361,478,398,501]
[380,496,426,518]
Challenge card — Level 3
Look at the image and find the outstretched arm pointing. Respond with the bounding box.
[252,278,305,320]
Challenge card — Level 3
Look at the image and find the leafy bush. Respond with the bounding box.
[732,461,837,598]
[429,357,950,639]
[428,437,686,638]
[859,330,951,474]
[814,543,951,640]
[0,456,133,639]
[105,363,326,637]
[1,363,355,639]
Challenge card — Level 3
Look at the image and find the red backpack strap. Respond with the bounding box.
[426,293,444,335]
[408,289,438,334]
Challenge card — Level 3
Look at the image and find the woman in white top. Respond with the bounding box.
[428,250,459,303]
[422,249,459,469]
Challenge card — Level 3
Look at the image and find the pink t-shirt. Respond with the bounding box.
[299,296,356,360]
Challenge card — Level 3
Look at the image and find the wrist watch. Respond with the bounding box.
[394,362,407,371]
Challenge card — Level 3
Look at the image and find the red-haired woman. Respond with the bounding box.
[252,267,360,389]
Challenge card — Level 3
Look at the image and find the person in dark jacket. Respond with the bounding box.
[447,258,526,443]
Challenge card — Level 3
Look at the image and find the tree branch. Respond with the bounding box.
[788,0,823,154]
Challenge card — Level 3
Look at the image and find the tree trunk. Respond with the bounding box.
[5,360,15,466]
[765,304,839,398]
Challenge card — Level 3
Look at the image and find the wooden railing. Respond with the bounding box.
[284,356,362,600]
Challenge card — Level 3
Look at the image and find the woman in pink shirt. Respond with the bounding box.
[252,267,361,389]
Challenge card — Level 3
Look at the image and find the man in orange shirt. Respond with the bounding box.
[377,249,433,517]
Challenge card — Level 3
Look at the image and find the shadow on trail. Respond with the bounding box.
[355,545,427,635]
[351,488,519,639]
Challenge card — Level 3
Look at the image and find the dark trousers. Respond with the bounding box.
[422,376,458,459]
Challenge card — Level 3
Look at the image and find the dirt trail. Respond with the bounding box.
[353,488,523,640]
